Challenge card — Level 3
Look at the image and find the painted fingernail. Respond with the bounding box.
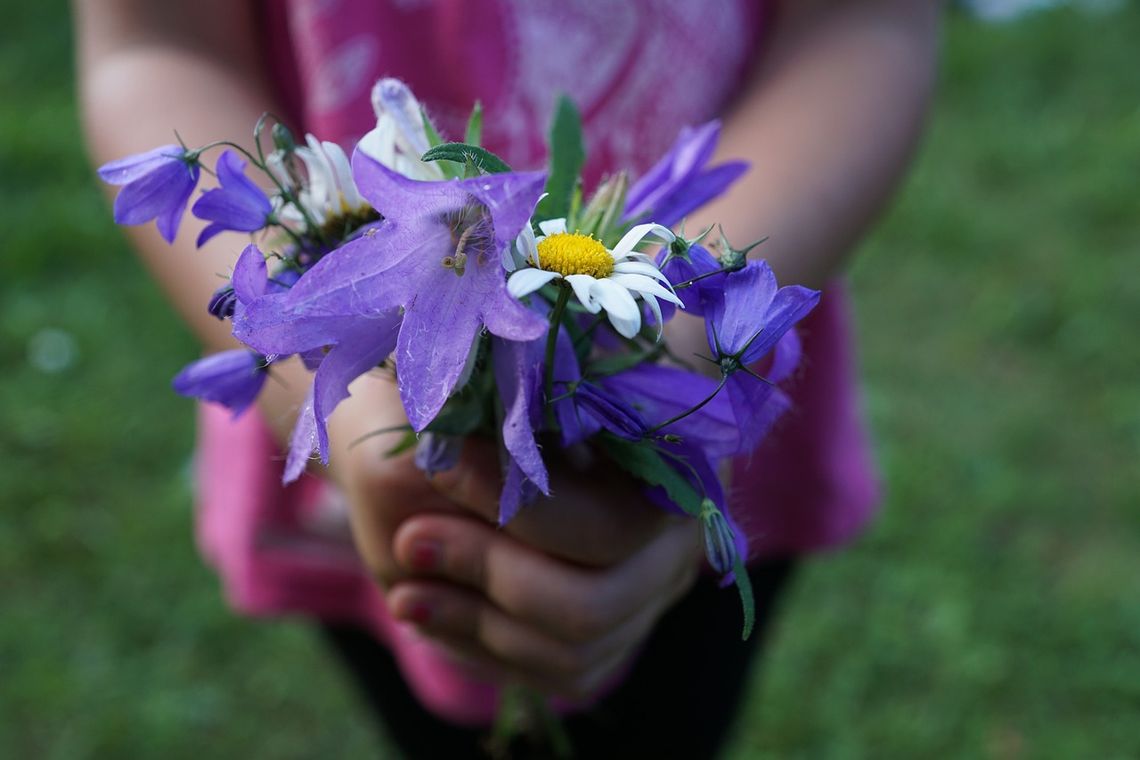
[409,539,442,572]
[405,601,433,625]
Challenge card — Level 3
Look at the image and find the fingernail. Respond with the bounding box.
[409,539,442,572]
[405,601,433,625]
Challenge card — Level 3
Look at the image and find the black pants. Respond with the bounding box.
[320,558,795,759]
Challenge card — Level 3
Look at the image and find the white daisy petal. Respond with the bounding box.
[611,273,684,307]
[592,278,642,338]
[642,293,664,340]
[611,223,676,259]
[539,218,568,236]
[613,260,672,282]
[321,141,364,209]
[564,275,602,313]
[507,268,560,299]
[518,223,538,263]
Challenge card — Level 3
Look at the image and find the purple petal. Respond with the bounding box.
[112,159,199,243]
[491,337,549,498]
[499,460,540,526]
[98,144,188,185]
[232,244,269,304]
[648,161,747,229]
[310,314,402,461]
[191,151,272,244]
[172,350,267,418]
[601,364,739,458]
[573,383,648,441]
[706,261,779,358]
[283,385,318,484]
[738,284,820,366]
[658,242,724,316]
[624,123,721,219]
[767,329,802,385]
[726,374,791,453]
[414,433,463,477]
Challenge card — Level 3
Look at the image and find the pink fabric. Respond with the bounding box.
[196,0,879,725]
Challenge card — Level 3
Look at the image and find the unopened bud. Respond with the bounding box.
[700,499,737,575]
[414,433,462,477]
[207,284,237,320]
[271,123,296,154]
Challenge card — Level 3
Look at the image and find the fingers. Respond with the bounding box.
[387,580,661,700]
[429,438,672,567]
[391,513,702,644]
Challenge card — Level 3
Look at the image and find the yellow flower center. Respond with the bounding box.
[535,232,614,279]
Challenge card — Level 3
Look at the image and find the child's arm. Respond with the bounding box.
[701,0,942,287]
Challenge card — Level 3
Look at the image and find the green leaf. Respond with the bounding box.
[597,437,703,516]
[421,108,445,148]
[422,142,512,175]
[732,553,756,641]
[465,101,483,147]
[418,111,463,179]
[384,429,418,457]
[536,95,585,222]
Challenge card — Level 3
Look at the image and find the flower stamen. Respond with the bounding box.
[536,232,614,279]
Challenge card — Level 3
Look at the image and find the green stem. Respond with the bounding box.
[543,285,572,429]
[646,372,728,435]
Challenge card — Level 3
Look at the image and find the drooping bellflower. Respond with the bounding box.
[705,261,820,452]
[98,144,201,243]
[655,235,725,321]
[191,150,273,247]
[622,122,747,228]
[172,349,268,418]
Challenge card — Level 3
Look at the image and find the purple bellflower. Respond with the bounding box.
[207,284,237,320]
[600,364,741,459]
[98,144,201,243]
[237,151,548,434]
[623,122,747,228]
[705,261,820,452]
[570,382,650,442]
[172,349,268,418]
[351,153,549,430]
[192,150,273,247]
[655,237,725,321]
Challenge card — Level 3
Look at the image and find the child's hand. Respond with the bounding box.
[386,439,703,700]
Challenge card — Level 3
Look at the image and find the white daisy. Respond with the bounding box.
[506,218,683,339]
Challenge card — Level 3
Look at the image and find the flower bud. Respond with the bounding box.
[207,284,237,320]
[700,499,737,575]
[414,433,462,477]
[271,123,296,154]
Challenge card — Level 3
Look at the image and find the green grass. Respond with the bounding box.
[3,3,1138,757]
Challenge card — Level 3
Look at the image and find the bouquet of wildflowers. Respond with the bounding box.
[100,79,820,635]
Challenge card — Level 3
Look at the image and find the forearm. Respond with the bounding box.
[691,0,942,290]
[74,1,316,443]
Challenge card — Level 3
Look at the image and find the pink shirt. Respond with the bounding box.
[196,0,879,724]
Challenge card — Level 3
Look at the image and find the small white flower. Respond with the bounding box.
[271,135,368,228]
[506,219,682,339]
[358,78,445,182]
[298,136,368,223]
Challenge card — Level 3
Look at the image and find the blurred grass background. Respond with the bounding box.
[2,2,1138,757]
